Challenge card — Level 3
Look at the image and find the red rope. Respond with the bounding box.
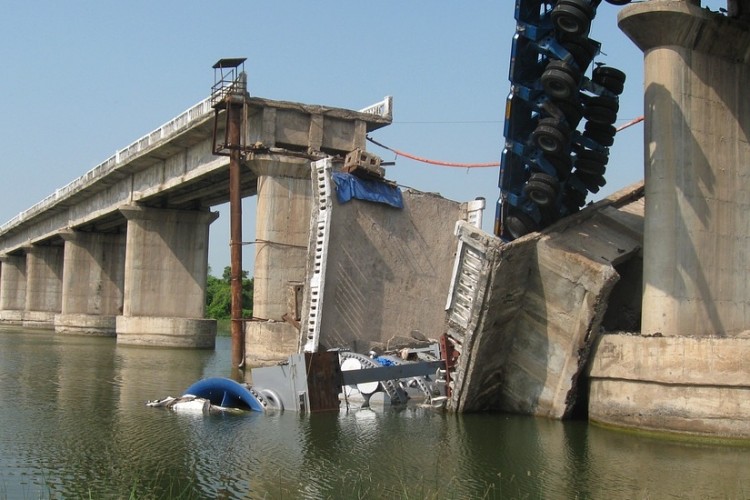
[616,115,644,132]
[366,115,644,168]
[366,136,500,168]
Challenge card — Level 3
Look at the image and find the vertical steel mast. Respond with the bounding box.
[211,58,249,368]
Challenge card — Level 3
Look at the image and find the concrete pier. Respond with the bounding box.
[55,230,126,336]
[250,158,312,321]
[245,157,312,365]
[620,1,750,337]
[588,1,750,438]
[0,254,26,324]
[589,334,750,438]
[117,206,218,347]
[23,245,63,329]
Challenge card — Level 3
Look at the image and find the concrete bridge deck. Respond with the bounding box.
[0,91,391,343]
[0,95,391,253]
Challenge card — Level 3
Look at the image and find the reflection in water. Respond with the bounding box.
[1,326,750,499]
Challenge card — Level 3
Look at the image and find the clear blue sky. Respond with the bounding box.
[0,1,728,273]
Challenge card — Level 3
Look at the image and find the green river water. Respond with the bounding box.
[1,326,749,499]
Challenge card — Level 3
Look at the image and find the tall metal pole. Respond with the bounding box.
[227,94,244,368]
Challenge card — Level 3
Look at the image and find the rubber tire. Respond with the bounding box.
[604,0,632,5]
[546,59,582,80]
[542,68,578,101]
[557,0,595,15]
[562,39,597,70]
[593,66,626,95]
[596,76,624,95]
[583,128,615,147]
[584,122,617,137]
[575,172,607,193]
[532,118,570,156]
[552,4,592,39]
[584,105,617,125]
[575,159,606,176]
[524,179,558,207]
[593,66,626,84]
[505,210,538,240]
[530,172,559,185]
[586,95,619,112]
[585,121,617,136]
[577,147,609,165]
[546,97,583,130]
[566,187,587,207]
[583,123,616,147]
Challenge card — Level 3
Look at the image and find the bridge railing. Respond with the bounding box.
[0,96,215,235]
[359,96,393,121]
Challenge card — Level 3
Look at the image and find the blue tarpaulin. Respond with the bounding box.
[331,172,403,209]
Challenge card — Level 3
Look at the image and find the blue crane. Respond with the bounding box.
[496,0,631,240]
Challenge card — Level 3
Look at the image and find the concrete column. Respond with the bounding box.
[55,230,126,336]
[246,157,312,365]
[116,205,219,348]
[252,158,312,320]
[619,1,750,336]
[24,245,64,329]
[0,254,27,324]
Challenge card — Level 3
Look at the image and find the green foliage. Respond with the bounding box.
[205,266,253,320]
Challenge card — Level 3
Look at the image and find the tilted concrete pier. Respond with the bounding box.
[588,0,750,438]
[0,93,390,348]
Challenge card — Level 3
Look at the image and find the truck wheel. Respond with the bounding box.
[552,4,593,38]
[583,128,614,147]
[584,105,617,125]
[577,147,609,165]
[586,95,619,112]
[593,66,626,94]
[532,118,570,156]
[542,68,578,100]
[583,123,616,146]
[593,66,626,84]
[505,210,538,239]
[562,38,597,70]
[548,98,583,128]
[575,159,606,176]
[575,171,607,193]
[524,179,558,207]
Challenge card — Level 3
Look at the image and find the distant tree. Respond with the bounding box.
[205,266,253,319]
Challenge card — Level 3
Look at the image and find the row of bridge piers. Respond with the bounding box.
[0,205,218,346]
[0,156,316,351]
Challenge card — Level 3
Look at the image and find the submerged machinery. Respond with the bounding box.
[496,0,630,240]
[148,345,448,414]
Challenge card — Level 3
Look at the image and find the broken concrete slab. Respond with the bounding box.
[300,158,477,355]
[446,182,645,418]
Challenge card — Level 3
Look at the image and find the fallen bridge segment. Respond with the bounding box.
[446,182,644,417]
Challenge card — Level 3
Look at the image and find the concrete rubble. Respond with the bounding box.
[445,183,644,417]
[298,155,647,419]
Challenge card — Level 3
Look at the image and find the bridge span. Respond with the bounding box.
[0,92,391,346]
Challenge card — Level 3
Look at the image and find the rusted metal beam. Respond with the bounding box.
[228,100,244,368]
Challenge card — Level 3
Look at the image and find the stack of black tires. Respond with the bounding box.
[497,0,630,241]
